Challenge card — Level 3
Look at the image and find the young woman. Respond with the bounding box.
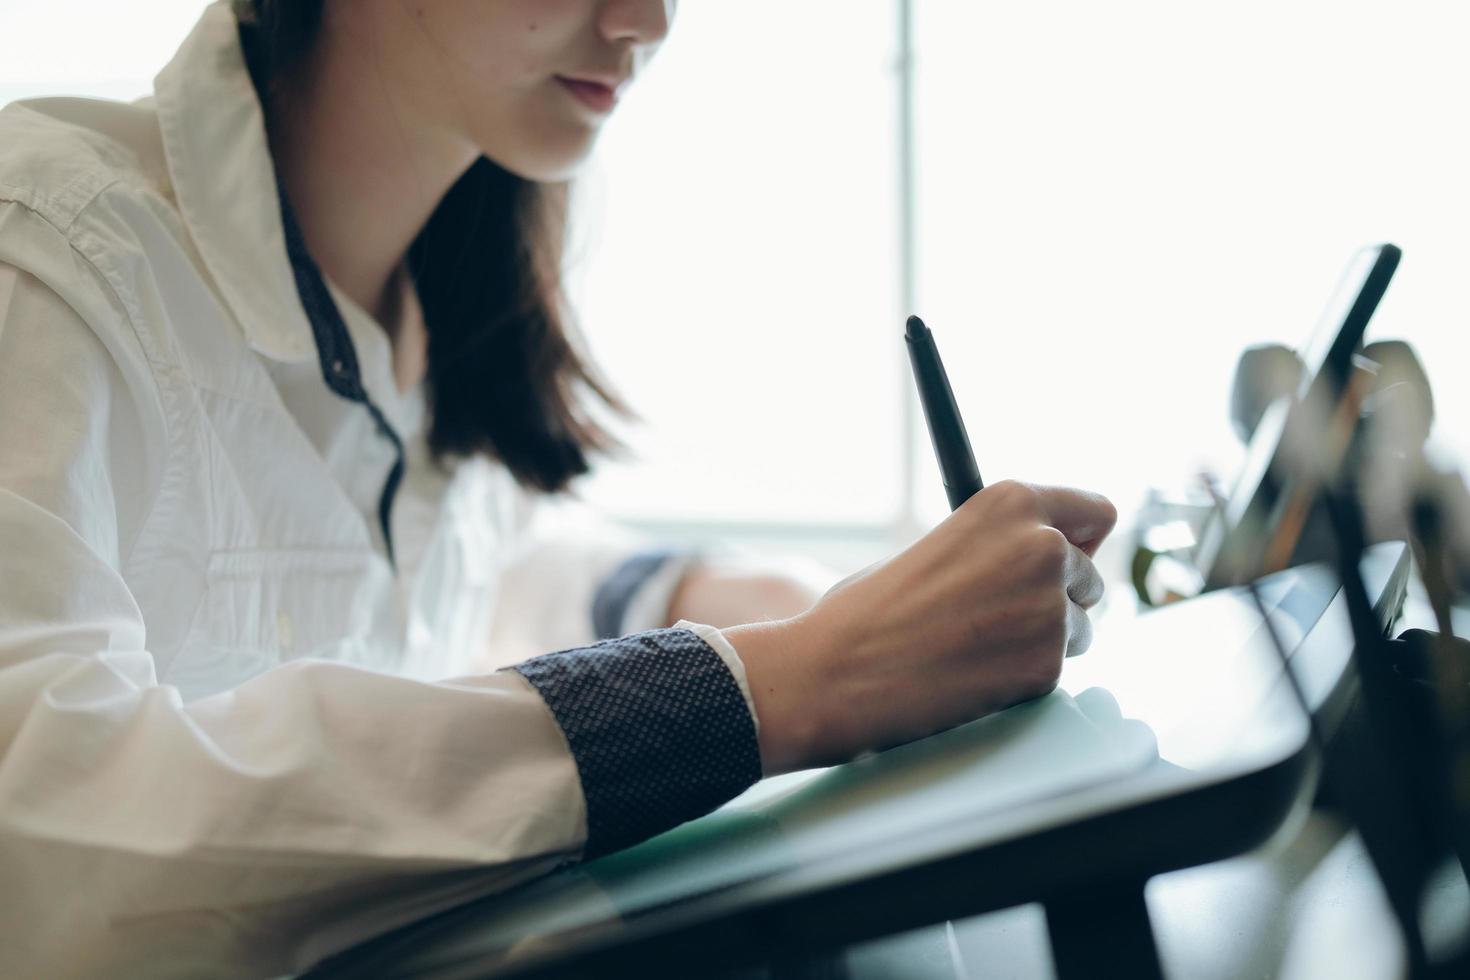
[0,1,1115,974]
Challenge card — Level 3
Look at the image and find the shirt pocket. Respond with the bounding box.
[170,548,396,701]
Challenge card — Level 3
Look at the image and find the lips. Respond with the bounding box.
[556,76,622,114]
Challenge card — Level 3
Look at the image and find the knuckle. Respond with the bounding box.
[1072,556,1104,608]
[991,479,1040,515]
[1069,609,1095,657]
[1029,526,1071,575]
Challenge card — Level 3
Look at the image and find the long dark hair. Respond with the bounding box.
[240,0,625,493]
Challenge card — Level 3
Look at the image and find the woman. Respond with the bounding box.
[0,1,1114,975]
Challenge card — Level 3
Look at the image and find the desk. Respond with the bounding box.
[841,810,1406,980]
[304,545,1409,980]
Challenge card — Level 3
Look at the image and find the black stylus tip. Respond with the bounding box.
[905,314,929,340]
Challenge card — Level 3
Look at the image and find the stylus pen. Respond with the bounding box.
[905,315,984,511]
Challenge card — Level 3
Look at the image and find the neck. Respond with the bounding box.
[263,9,477,327]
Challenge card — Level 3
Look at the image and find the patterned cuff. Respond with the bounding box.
[511,628,763,858]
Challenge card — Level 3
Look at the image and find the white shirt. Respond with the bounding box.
[0,3,760,976]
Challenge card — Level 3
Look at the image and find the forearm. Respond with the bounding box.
[665,562,825,629]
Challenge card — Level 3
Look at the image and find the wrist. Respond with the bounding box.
[721,615,835,775]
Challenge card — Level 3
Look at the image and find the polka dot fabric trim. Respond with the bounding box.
[511,628,762,858]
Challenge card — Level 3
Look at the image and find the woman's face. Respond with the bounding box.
[388,0,674,181]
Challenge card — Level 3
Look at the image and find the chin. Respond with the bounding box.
[481,128,599,184]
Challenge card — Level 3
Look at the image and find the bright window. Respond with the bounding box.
[0,1,203,105]
[910,0,1470,527]
[8,2,1468,565]
[569,0,903,529]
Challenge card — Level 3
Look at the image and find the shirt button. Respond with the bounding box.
[277,612,294,651]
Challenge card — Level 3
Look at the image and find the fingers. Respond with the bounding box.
[1064,541,1105,609]
[1063,543,1102,657]
[1065,599,1094,658]
[1027,483,1118,556]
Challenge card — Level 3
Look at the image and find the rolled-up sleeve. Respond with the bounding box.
[591,548,698,638]
[510,624,761,857]
[0,258,762,976]
[484,501,705,664]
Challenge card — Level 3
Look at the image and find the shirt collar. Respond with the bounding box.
[152,0,316,363]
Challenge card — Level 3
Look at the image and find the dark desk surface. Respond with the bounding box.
[306,544,1409,980]
[841,809,1427,980]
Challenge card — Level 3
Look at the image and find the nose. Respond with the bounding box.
[598,0,673,48]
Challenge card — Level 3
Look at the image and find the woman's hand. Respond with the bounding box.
[725,481,1117,775]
